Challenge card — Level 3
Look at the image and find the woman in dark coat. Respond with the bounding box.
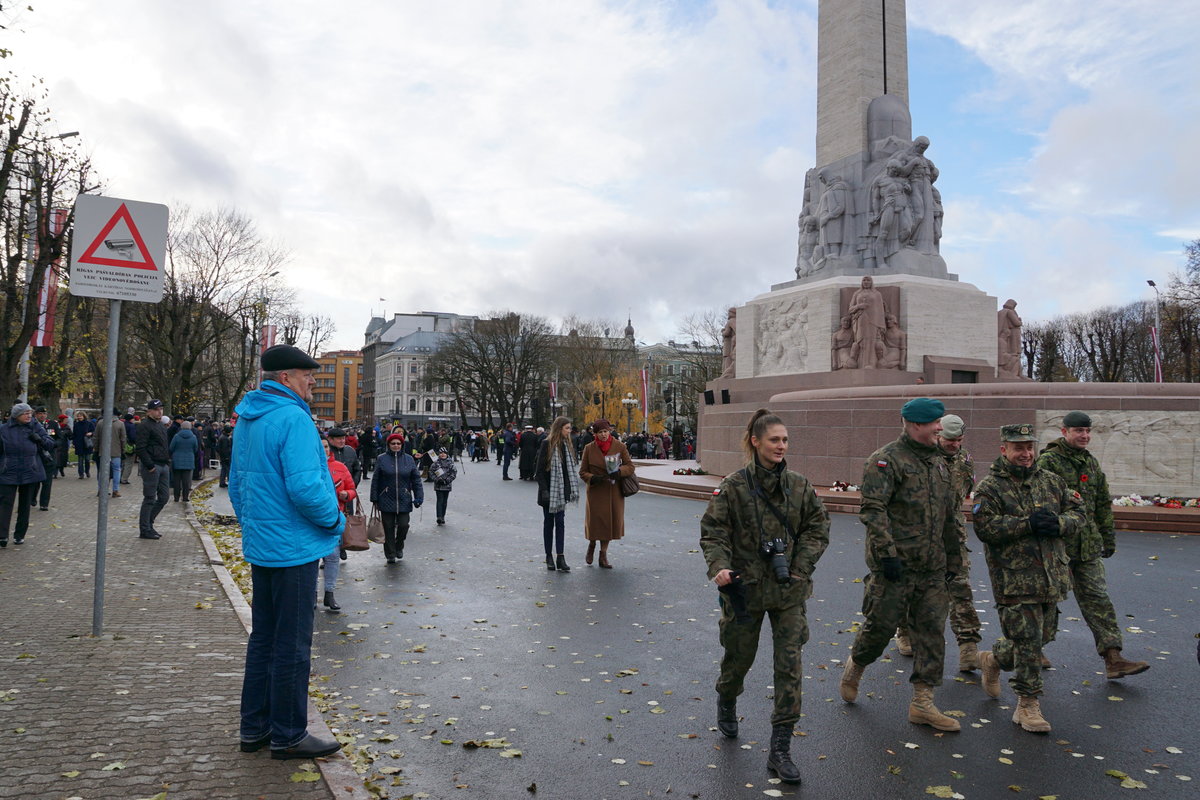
[535,416,579,572]
[169,421,199,502]
[55,414,71,477]
[370,433,424,563]
[578,418,634,569]
[71,410,94,478]
[0,403,54,546]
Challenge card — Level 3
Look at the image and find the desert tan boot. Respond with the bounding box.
[978,650,1002,698]
[908,683,960,732]
[958,641,979,672]
[1103,648,1150,679]
[895,630,913,656]
[1013,695,1051,733]
[840,659,866,703]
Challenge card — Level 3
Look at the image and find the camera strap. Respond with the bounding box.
[741,467,798,541]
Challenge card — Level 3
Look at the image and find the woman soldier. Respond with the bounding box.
[699,409,830,786]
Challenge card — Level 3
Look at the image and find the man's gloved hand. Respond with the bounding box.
[1101,546,1116,558]
[413,501,422,509]
[880,556,904,582]
[1028,508,1061,538]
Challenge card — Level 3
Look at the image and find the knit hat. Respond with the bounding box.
[11,402,33,417]
[901,398,945,424]
[386,433,405,444]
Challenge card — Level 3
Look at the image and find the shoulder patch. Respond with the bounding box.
[972,503,981,515]
[712,488,721,496]
[876,460,888,468]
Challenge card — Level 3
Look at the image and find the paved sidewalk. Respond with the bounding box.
[0,473,336,800]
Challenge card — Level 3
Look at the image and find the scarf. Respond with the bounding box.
[596,435,613,455]
[548,441,579,513]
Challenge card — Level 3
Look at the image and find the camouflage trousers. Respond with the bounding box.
[716,579,810,727]
[992,602,1058,697]
[1068,557,1122,654]
[898,548,980,644]
[850,570,949,686]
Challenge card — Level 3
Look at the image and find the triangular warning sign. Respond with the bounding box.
[76,203,160,270]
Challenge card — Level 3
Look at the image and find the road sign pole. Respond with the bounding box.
[92,298,121,637]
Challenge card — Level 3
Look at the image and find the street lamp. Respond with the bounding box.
[621,392,637,436]
[1147,280,1162,383]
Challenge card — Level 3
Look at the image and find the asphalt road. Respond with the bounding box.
[295,459,1197,800]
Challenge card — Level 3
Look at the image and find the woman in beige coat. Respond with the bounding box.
[578,419,634,568]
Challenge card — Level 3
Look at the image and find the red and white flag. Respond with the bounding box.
[640,369,649,417]
[549,380,557,400]
[31,208,70,348]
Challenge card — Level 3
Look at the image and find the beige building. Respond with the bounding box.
[311,350,363,423]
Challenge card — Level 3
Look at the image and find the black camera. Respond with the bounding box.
[761,537,791,585]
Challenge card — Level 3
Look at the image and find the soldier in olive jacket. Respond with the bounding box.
[700,409,829,785]
[974,423,1084,733]
[840,398,963,734]
[1035,411,1149,680]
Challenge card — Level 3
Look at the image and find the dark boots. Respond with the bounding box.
[766,724,801,785]
[555,554,570,572]
[717,698,738,738]
[546,555,556,570]
[323,591,340,611]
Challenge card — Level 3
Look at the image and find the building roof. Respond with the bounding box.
[382,328,449,356]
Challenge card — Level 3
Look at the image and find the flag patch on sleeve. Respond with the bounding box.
[712,488,721,496]
[875,460,888,468]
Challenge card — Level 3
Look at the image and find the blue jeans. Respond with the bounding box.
[241,559,320,748]
[97,456,121,494]
[322,546,340,592]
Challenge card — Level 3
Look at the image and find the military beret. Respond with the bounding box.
[1000,423,1037,442]
[328,427,347,438]
[261,344,320,372]
[901,397,945,423]
[939,414,965,439]
[1062,411,1092,428]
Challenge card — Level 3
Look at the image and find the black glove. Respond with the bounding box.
[718,571,752,624]
[1028,508,1061,538]
[880,556,904,582]
[1101,546,1115,558]
[28,432,42,444]
[413,501,422,509]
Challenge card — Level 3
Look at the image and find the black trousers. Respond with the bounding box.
[0,483,38,542]
[381,511,410,559]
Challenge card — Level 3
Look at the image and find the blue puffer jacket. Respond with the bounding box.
[370,450,423,513]
[229,381,344,568]
[169,428,199,470]
[0,419,53,485]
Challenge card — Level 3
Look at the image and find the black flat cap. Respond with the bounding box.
[1062,411,1092,428]
[261,344,320,371]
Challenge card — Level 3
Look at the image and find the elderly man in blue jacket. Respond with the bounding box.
[231,344,345,761]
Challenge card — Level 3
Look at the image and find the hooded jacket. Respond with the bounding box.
[229,380,344,568]
[0,418,53,485]
[972,456,1083,604]
[1035,437,1114,561]
[369,450,423,513]
[169,428,199,470]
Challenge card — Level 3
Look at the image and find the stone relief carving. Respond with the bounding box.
[997,299,1022,377]
[831,315,855,370]
[877,314,907,370]
[891,136,939,255]
[795,214,818,278]
[847,276,888,369]
[868,162,911,267]
[720,307,737,379]
[756,297,809,375]
[815,173,850,264]
[1040,411,1199,495]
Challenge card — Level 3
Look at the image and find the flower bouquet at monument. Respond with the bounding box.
[672,467,708,476]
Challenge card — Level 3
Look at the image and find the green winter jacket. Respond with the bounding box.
[973,457,1084,604]
[700,458,830,593]
[1035,438,1114,561]
[860,434,963,576]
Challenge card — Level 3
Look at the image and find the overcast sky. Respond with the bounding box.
[9,0,1199,351]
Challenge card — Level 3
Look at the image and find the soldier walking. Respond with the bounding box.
[840,398,962,732]
[973,423,1084,732]
[1036,412,1149,679]
[701,409,830,785]
[894,414,983,670]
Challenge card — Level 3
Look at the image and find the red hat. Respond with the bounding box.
[57,414,68,420]
[386,433,405,444]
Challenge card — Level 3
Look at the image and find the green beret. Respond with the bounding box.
[1062,411,1092,428]
[1000,423,1037,442]
[901,397,945,423]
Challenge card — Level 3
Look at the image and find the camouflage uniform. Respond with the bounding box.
[850,434,962,686]
[973,455,1083,696]
[700,460,830,726]
[1036,438,1122,655]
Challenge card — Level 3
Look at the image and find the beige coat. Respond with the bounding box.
[579,439,634,542]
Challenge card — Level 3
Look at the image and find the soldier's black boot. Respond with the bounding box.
[717,697,738,738]
[766,725,801,785]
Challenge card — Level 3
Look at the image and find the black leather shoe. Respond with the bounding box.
[339,547,347,561]
[387,557,397,565]
[323,591,341,611]
[270,733,340,760]
[546,555,556,571]
[139,532,162,540]
[555,554,571,572]
[766,725,801,784]
[717,698,738,738]
[239,733,271,752]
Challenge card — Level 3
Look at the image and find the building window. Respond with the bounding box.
[450,400,456,413]
[410,364,418,374]
[396,380,403,391]
[409,398,417,411]
[437,400,445,412]
[425,399,432,412]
